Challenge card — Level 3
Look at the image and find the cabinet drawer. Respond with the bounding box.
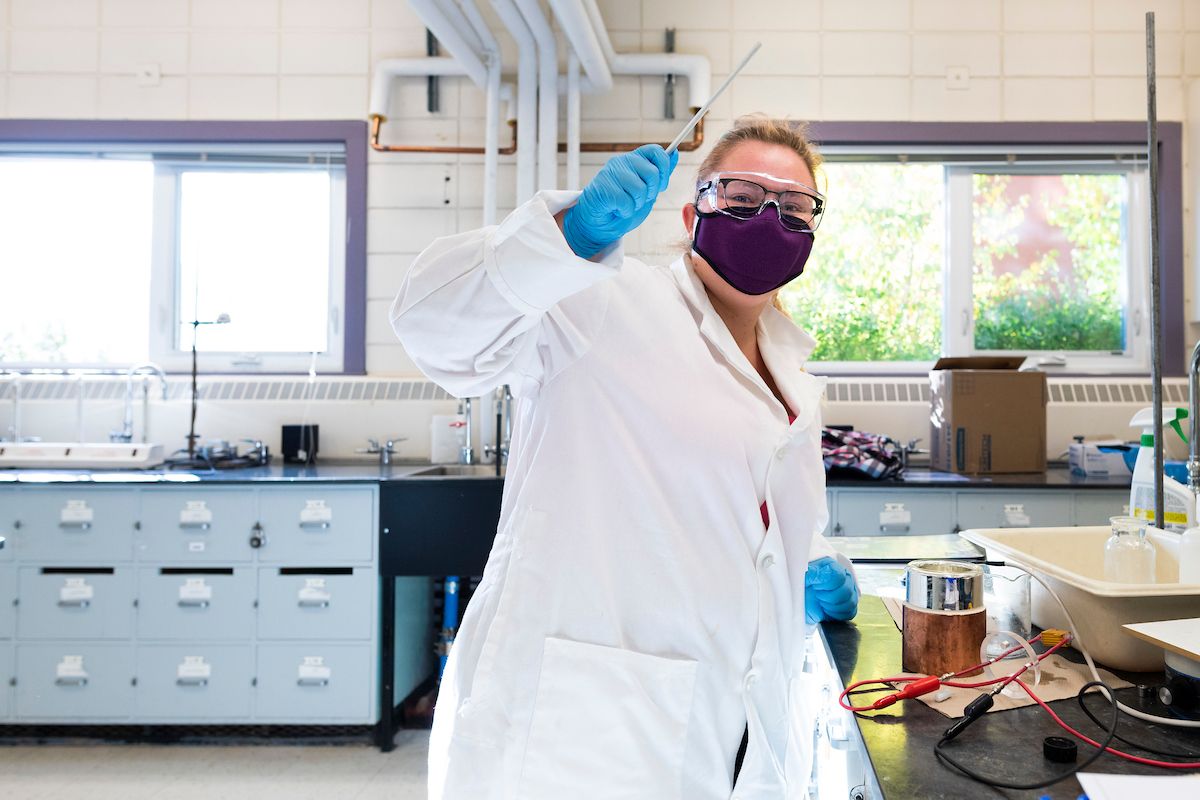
[138,489,255,563]
[1073,491,1129,526]
[17,567,134,639]
[257,488,374,564]
[255,644,373,722]
[16,643,134,719]
[134,645,253,720]
[0,494,12,560]
[0,565,14,638]
[834,490,955,536]
[257,568,374,641]
[956,492,1073,530]
[13,489,135,562]
[0,643,11,719]
[136,568,255,641]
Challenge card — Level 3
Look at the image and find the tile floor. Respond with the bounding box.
[0,731,430,800]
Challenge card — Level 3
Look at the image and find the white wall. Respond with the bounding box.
[2,0,1198,458]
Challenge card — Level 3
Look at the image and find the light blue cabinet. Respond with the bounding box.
[13,489,134,562]
[256,487,375,564]
[0,483,380,726]
[16,643,135,719]
[136,568,256,641]
[827,486,1130,536]
[257,568,374,641]
[255,643,374,722]
[138,489,257,564]
[134,645,254,720]
[0,565,15,639]
[17,567,135,640]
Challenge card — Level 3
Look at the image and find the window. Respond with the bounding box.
[780,123,1181,375]
[0,121,366,374]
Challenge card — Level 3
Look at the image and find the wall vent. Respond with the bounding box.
[1,378,454,402]
[823,377,1188,405]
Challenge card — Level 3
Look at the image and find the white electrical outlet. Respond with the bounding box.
[136,63,161,87]
[946,66,970,90]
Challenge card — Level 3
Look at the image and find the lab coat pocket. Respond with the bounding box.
[517,637,697,800]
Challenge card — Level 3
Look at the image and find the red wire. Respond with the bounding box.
[1017,680,1200,769]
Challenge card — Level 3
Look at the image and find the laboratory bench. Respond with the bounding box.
[817,592,1200,799]
[0,463,1134,753]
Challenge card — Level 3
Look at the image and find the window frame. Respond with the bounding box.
[805,122,1183,377]
[0,120,368,375]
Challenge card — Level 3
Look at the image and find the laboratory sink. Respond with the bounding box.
[410,464,506,477]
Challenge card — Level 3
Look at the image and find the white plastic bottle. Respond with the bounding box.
[1128,407,1195,534]
[1180,526,1200,584]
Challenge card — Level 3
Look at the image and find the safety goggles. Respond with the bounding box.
[695,172,825,232]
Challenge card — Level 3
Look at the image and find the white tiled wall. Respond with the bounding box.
[2,0,1200,454]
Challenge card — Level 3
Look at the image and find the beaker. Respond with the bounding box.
[982,564,1031,660]
[1105,515,1157,584]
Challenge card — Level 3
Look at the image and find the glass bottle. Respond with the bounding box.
[1104,516,1157,584]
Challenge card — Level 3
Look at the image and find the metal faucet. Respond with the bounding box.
[459,398,474,465]
[483,385,513,468]
[111,363,168,443]
[357,437,406,466]
[1187,341,1200,494]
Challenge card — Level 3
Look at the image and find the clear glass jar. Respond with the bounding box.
[1104,516,1157,584]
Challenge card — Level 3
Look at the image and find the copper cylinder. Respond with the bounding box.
[902,560,987,677]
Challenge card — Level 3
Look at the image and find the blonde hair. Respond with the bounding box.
[687,114,823,313]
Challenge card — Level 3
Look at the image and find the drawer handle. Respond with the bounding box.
[879,523,911,533]
[177,599,210,609]
[176,677,209,687]
[299,521,331,530]
[57,598,91,608]
[179,522,211,531]
[58,521,92,530]
[297,677,329,687]
[55,676,88,687]
[298,599,331,608]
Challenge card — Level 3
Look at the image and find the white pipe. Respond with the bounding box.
[438,0,486,56]
[369,57,467,118]
[566,52,581,190]
[409,0,489,87]
[547,0,612,95]
[491,0,537,203]
[457,0,502,226]
[515,0,558,191]
[581,0,710,106]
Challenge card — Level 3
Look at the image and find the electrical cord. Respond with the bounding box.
[1027,570,1200,730]
[933,680,1120,791]
[1077,691,1200,759]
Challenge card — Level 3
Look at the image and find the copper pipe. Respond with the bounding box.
[370,115,517,154]
[557,107,705,153]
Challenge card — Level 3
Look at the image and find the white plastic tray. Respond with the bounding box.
[0,442,165,469]
[959,526,1200,671]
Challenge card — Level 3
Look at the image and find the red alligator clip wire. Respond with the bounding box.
[874,675,942,709]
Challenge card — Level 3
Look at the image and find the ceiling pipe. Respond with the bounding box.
[546,0,612,95]
[489,0,537,203]
[409,0,489,87]
[368,58,516,154]
[515,0,558,191]
[455,0,503,225]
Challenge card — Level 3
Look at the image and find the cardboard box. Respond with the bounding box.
[929,356,1047,474]
[1068,440,1135,478]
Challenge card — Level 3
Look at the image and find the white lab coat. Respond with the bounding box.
[391,190,848,800]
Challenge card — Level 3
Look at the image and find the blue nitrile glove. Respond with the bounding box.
[805,557,859,624]
[561,144,679,258]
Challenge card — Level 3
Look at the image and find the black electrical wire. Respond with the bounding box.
[1076,691,1200,760]
[933,681,1119,791]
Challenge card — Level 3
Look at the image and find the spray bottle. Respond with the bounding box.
[1128,407,1194,533]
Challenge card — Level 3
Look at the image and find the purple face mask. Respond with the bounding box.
[692,208,814,296]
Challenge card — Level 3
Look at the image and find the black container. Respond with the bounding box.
[281,424,319,464]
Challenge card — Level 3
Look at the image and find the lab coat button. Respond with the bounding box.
[775,449,786,461]
[744,671,759,690]
[759,552,776,569]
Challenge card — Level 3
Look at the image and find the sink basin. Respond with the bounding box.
[411,464,505,477]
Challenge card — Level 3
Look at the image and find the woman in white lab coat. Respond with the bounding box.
[391,115,858,800]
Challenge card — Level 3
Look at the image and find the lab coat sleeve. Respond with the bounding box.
[809,532,856,579]
[390,189,624,398]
